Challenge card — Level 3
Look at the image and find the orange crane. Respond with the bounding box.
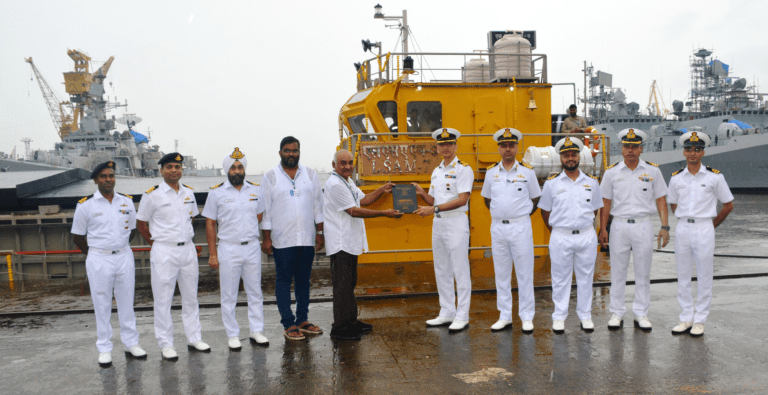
[25,57,77,140]
[647,80,669,118]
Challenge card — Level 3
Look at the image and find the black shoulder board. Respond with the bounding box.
[587,173,599,180]
[520,162,533,169]
[547,172,560,181]
[606,162,619,170]
[645,160,659,167]
[145,185,158,193]
[117,192,133,199]
[671,167,685,176]
[183,184,194,190]
[706,166,720,174]
[210,182,224,190]
[486,162,499,170]
[78,194,93,204]
[246,180,259,186]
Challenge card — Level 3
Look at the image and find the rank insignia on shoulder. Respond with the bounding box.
[78,195,92,204]
[520,162,533,169]
[547,173,560,180]
[587,173,599,180]
[706,166,721,174]
[486,162,499,170]
[246,180,260,186]
[182,184,194,190]
[145,185,158,194]
[645,160,659,167]
[671,167,685,176]
[606,162,619,170]
[210,182,224,190]
[117,192,133,199]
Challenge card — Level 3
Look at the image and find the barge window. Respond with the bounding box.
[348,114,373,136]
[377,101,399,136]
[407,101,442,135]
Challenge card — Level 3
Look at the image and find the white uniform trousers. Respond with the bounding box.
[549,229,598,321]
[674,220,715,323]
[609,220,653,317]
[150,242,202,348]
[491,217,535,321]
[432,214,472,321]
[217,241,265,337]
[85,248,140,353]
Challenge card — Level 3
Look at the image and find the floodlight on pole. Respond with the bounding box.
[374,4,383,18]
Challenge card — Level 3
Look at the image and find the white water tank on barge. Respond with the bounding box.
[493,33,532,79]
[463,58,490,82]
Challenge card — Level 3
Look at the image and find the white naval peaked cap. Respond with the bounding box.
[679,130,710,147]
[431,127,461,143]
[493,128,523,143]
[617,128,648,145]
[554,137,584,153]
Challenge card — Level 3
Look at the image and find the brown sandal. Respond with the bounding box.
[283,326,305,341]
[298,321,323,335]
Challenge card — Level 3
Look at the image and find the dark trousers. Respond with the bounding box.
[273,246,315,329]
[330,250,359,331]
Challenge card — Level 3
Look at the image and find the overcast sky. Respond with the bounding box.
[2,0,766,173]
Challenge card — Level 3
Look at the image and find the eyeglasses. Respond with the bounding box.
[683,147,704,153]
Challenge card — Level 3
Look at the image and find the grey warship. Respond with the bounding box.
[585,48,768,189]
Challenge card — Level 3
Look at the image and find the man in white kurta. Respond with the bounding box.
[72,161,146,367]
[539,137,603,334]
[599,128,669,331]
[203,148,269,350]
[667,131,733,337]
[481,128,541,333]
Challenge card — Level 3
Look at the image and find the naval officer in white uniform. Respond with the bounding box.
[481,128,541,333]
[539,137,603,334]
[202,148,269,350]
[668,131,733,337]
[414,128,474,332]
[599,128,669,331]
[136,152,210,361]
[72,161,147,367]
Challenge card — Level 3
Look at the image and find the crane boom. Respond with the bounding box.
[25,57,76,140]
[94,56,114,79]
[647,80,669,118]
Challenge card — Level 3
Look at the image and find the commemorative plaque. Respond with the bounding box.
[392,184,418,214]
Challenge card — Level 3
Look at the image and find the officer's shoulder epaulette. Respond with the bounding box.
[117,192,133,199]
[645,160,659,167]
[209,182,224,190]
[606,162,619,170]
[587,173,599,180]
[78,194,93,204]
[486,162,499,170]
[457,159,468,167]
[182,184,194,190]
[546,172,560,181]
[145,185,158,194]
[671,167,685,176]
[520,161,533,169]
[706,166,720,174]
[246,180,260,186]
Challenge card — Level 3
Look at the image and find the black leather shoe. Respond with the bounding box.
[330,328,362,340]
[354,320,373,332]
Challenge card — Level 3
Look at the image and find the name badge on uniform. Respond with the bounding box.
[676,184,686,189]
[159,203,171,208]
[493,178,502,182]
[290,190,301,197]
[557,189,566,194]
[225,199,235,203]
[92,212,103,218]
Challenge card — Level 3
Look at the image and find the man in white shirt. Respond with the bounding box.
[667,131,733,337]
[599,128,669,331]
[323,149,401,340]
[539,137,603,334]
[481,128,541,333]
[414,128,474,332]
[71,161,147,367]
[136,152,210,360]
[260,136,325,341]
[202,148,269,350]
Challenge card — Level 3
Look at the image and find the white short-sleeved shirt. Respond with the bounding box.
[428,156,473,213]
[71,190,136,250]
[323,172,368,256]
[136,181,199,243]
[600,160,667,218]
[260,163,324,248]
[539,170,603,229]
[481,160,542,219]
[201,180,264,243]
[667,166,734,219]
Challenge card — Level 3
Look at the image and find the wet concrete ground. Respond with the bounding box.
[1,278,767,394]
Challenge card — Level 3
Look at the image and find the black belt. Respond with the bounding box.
[627,219,635,223]
[572,230,580,234]
[687,219,696,223]
[502,220,509,224]
[176,242,186,246]
[240,241,249,245]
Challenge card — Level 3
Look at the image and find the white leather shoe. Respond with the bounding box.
[188,340,211,353]
[522,321,534,333]
[250,332,269,346]
[634,316,652,331]
[125,345,147,359]
[161,347,178,361]
[491,319,512,331]
[448,320,469,332]
[98,352,112,367]
[607,314,623,329]
[552,320,565,333]
[690,323,705,337]
[228,337,242,350]
[426,316,454,327]
[672,321,693,335]
[580,319,595,332]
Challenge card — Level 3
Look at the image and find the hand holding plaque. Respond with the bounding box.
[392,184,418,214]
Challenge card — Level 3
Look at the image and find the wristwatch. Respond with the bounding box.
[661,226,670,231]
[316,231,324,235]
[434,205,441,214]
